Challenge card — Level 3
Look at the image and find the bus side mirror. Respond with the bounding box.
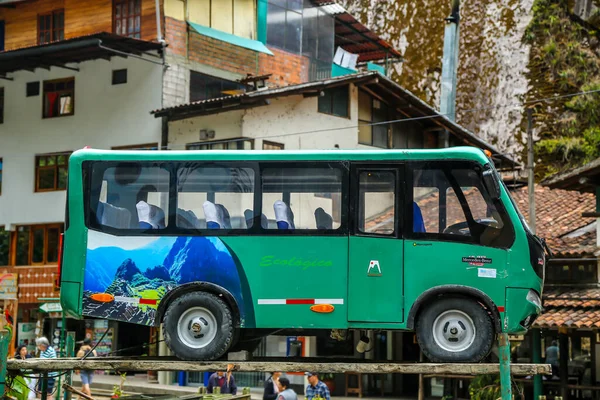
[483,169,501,200]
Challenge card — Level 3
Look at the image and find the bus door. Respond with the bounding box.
[348,165,404,323]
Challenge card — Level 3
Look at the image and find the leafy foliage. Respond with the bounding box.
[469,374,524,400]
[524,0,600,178]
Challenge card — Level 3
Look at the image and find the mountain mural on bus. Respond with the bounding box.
[82,230,245,326]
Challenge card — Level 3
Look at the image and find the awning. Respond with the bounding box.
[0,32,164,76]
[534,287,600,328]
[315,1,402,63]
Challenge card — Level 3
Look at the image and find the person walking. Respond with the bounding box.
[277,377,297,400]
[264,372,282,400]
[76,338,97,399]
[305,372,330,400]
[35,337,57,400]
[207,364,237,395]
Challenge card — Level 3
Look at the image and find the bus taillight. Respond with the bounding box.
[56,233,64,289]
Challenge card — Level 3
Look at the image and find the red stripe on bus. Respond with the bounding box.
[286,299,315,305]
[497,306,505,312]
[139,298,157,305]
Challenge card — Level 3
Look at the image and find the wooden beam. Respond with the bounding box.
[7,359,551,376]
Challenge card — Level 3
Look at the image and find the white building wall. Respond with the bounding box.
[0,55,163,228]
[168,110,244,149]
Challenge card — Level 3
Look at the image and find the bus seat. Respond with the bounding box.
[216,204,232,229]
[413,201,426,233]
[97,201,132,229]
[136,201,166,229]
[244,209,268,229]
[274,200,295,230]
[177,208,201,229]
[314,207,333,230]
[203,201,224,229]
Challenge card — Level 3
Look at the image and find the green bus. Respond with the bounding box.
[59,147,545,362]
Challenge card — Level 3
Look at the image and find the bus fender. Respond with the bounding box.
[155,282,241,328]
[406,285,501,333]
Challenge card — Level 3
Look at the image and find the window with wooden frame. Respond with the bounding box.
[43,78,74,118]
[113,0,141,39]
[262,140,284,150]
[0,226,8,267]
[112,143,159,150]
[318,85,349,118]
[15,224,63,266]
[38,10,64,45]
[187,138,255,150]
[358,90,390,148]
[35,152,70,192]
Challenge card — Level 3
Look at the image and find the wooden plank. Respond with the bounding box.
[7,359,551,376]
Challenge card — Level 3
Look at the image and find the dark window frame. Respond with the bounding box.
[112,143,159,150]
[358,89,390,148]
[35,152,71,192]
[27,81,40,97]
[15,223,63,266]
[0,87,3,124]
[189,71,247,102]
[262,140,284,150]
[0,225,8,267]
[42,77,75,119]
[407,160,515,249]
[0,157,3,195]
[37,9,64,45]
[112,69,128,85]
[84,160,349,237]
[318,85,350,119]
[113,0,142,39]
[546,261,598,284]
[186,138,255,150]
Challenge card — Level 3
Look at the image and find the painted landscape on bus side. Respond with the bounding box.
[82,231,244,325]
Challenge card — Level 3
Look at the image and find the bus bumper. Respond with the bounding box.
[505,288,542,334]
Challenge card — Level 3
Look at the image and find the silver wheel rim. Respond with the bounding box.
[177,307,218,349]
[432,310,476,353]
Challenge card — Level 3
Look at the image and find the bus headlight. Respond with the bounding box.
[526,290,542,309]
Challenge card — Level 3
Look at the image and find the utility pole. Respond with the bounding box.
[527,108,536,234]
[439,0,460,148]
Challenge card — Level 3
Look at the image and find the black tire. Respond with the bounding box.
[163,291,234,360]
[415,297,494,363]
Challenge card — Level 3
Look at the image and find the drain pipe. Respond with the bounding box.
[439,0,460,147]
[155,0,163,43]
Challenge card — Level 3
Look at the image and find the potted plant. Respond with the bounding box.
[321,373,336,393]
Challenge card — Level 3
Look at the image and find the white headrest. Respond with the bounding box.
[136,201,165,229]
[203,201,224,227]
[273,200,294,229]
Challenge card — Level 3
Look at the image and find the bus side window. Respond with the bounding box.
[358,170,395,236]
[177,165,255,230]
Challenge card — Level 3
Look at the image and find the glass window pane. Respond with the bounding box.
[332,86,349,117]
[266,4,286,50]
[317,12,334,63]
[372,126,388,148]
[38,168,56,190]
[47,228,60,263]
[318,89,332,114]
[287,0,303,12]
[358,90,372,121]
[32,228,45,263]
[285,10,302,53]
[47,156,56,166]
[135,0,141,14]
[0,230,10,266]
[262,167,342,230]
[302,6,318,58]
[58,167,68,189]
[359,171,395,235]
[178,166,255,229]
[269,0,286,7]
[16,227,30,266]
[358,125,372,145]
[90,163,170,229]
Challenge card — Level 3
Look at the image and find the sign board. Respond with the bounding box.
[0,273,18,300]
[40,302,62,312]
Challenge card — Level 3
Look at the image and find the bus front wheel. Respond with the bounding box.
[163,291,234,360]
[415,297,494,363]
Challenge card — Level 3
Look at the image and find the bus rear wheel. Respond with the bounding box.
[163,291,234,360]
[415,297,494,363]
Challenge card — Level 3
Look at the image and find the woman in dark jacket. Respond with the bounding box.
[263,372,282,400]
[14,345,32,360]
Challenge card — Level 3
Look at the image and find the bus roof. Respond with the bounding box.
[70,146,492,164]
